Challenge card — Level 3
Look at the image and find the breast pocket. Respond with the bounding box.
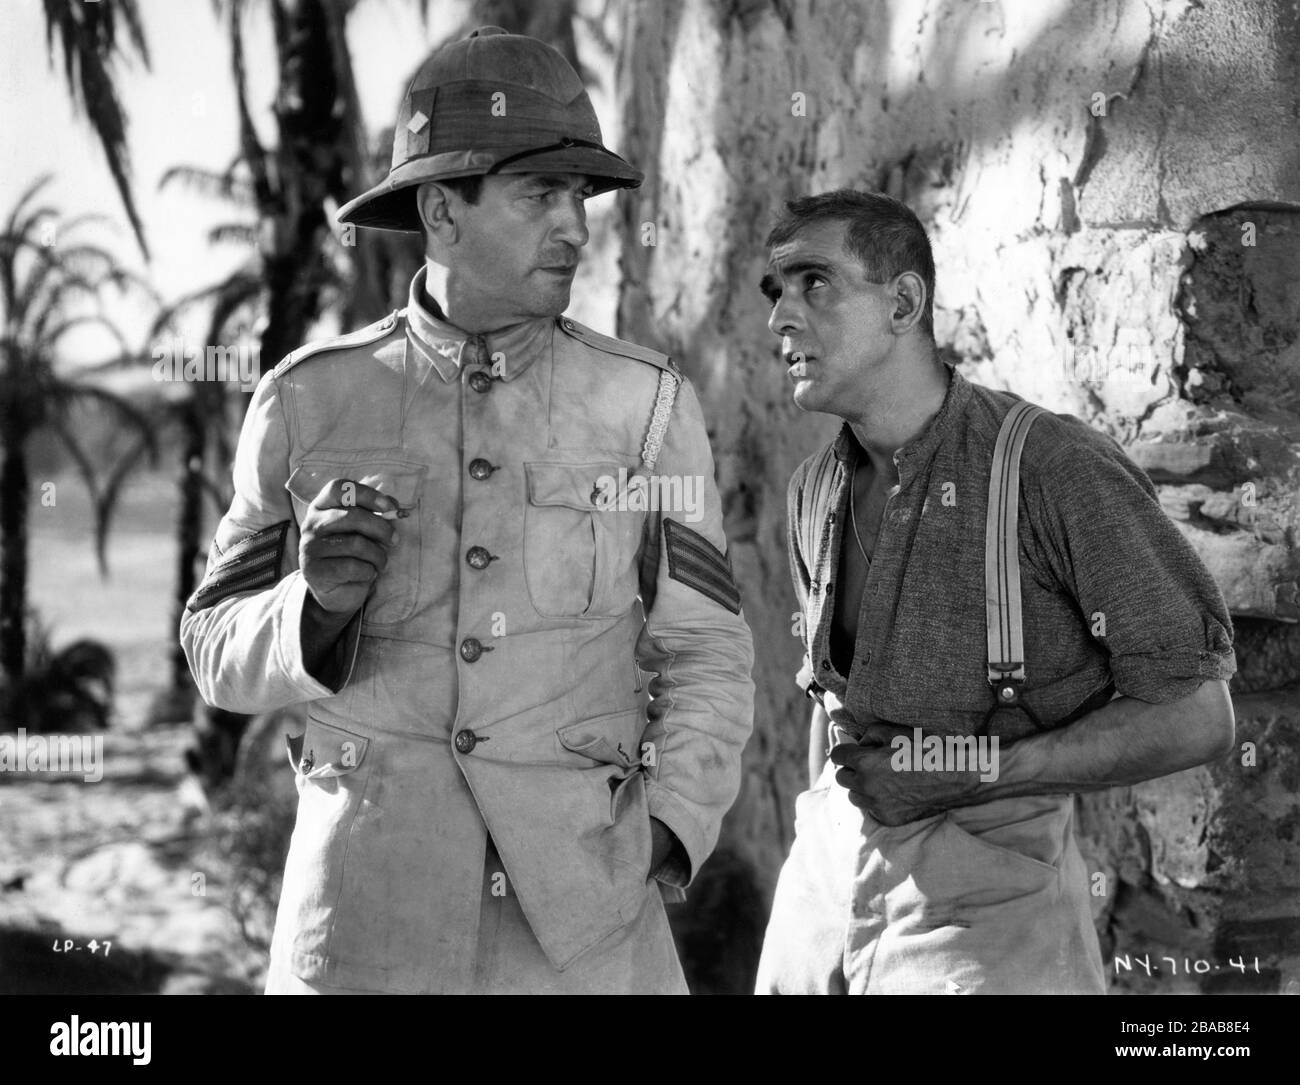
[285,455,427,626]
[523,460,641,619]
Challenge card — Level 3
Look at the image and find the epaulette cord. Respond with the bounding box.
[641,369,680,471]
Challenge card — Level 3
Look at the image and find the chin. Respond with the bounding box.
[791,382,824,414]
[533,287,572,318]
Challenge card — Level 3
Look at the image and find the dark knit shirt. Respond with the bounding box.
[788,366,1237,742]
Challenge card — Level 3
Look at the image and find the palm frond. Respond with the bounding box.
[40,0,152,258]
[64,382,161,459]
[158,165,256,205]
[144,269,262,341]
[208,223,260,248]
[89,431,156,577]
[3,175,54,237]
[41,314,131,357]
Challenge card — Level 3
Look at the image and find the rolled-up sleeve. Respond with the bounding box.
[1028,435,1236,703]
[786,461,818,699]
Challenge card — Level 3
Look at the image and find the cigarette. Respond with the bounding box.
[375,507,411,520]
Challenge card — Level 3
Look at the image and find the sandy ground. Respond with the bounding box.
[0,469,266,994]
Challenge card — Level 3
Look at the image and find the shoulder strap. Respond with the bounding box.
[985,401,1046,719]
[556,316,679,375]
[272,311,400,378]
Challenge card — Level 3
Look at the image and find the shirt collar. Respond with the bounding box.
[832,364,970,482]
[404,264,554,383]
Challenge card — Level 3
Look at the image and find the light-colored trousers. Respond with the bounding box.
[755,762,1107,994]
[266,837,688,995]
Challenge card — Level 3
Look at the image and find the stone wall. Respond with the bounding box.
[613,0,1300,992]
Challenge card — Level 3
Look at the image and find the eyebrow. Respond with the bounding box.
[759,257,835,300]
[516,174,586,193]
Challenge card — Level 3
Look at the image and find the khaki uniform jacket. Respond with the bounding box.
[180,270,756,992]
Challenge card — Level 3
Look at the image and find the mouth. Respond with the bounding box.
[538,264,578,276]
[785,350,815,380]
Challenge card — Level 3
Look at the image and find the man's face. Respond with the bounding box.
[441,172,593,326]
[761,219,896,417]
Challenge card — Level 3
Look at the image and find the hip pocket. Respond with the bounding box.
[279,716,376,965]
[897,797,1066,918]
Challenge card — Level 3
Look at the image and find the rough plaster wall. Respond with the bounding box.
[616,0,1300,992]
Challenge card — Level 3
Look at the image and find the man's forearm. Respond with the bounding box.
[300,592,360,686]
[809,702,829,787]
[981,679,1235,803]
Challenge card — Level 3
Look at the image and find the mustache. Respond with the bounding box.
[539,249,580,269]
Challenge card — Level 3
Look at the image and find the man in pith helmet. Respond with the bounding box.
[181,26,755,994]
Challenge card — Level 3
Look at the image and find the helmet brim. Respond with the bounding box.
[338,145,643,233]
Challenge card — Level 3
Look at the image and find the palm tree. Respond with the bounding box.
[139,158,360,724]
[40,0,152,258]
[215,0,409,378]
[0,175,158,689]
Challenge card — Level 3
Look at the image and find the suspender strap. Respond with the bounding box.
[984,401,1045,728]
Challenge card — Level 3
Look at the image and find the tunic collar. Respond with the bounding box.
[404,264,554,383]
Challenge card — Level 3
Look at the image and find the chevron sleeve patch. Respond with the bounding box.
[186,521,291,612]
[662,519,741,614]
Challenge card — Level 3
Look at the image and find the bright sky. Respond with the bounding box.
[0,0,472,363]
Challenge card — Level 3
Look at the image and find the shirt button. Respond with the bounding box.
[468,458,497,480]
[466,546,493,570]
[454,729,478,754]
[469,372,492,393]
[460,638,483,663]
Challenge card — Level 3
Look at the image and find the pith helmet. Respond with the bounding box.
[338,26,643,232]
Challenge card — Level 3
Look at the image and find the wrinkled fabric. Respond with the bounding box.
[181,268,754,993]
[788,366,1237,742]
[266,837,687,995]
[760,366,1235,994]
[756,763,1105,994]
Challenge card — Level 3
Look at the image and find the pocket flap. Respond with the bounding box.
[287,719,370,778]
[286,459,426,510]
[526,461,621,511]
[557,709,644,767]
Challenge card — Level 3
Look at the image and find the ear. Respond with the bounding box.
[416,181,458,247]
[889,271,927,335]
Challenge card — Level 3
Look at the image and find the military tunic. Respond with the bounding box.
[180,268,755,993]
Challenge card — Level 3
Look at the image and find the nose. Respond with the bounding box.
[768,291,804,338]
[551,191,589,250]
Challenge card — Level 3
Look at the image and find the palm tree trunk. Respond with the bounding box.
[0,437,30,686]
[258,0,347,374]
[170,399,205,700]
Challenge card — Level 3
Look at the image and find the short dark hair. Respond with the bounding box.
[436,174,483,205]
[416,176,482,250]
[766,189,936,338]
